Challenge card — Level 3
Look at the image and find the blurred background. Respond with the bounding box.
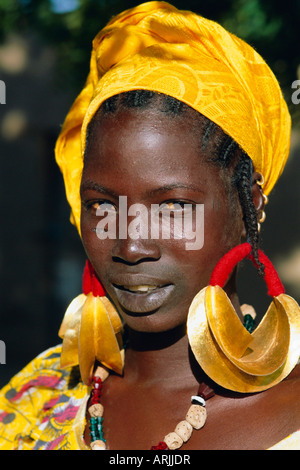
[0,0,299,387]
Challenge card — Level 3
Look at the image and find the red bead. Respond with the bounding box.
[93,376,102,384]
[197,382,215,400]
[91,387,102,404]
[91,396,100,404]
[92,384,102,391]
[151,441,169,450]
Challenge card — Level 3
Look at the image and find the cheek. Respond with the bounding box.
[180,201,243,288]
[81,214,112,272]
[81,212,94,256]
[207,189,243,244]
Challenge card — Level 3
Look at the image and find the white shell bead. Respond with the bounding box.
[164,432,183,450]
[185,404,207,430]
[174,420,193,442]
[191,395,206,406]
[90,439,106,450]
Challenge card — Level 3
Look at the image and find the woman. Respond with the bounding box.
[0,2,299,450]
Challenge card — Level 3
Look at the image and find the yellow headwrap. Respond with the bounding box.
[55,1,291,234]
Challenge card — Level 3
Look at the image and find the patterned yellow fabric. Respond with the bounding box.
[0,345,299,450]
[0,346,89,450]
[55,1,291,234]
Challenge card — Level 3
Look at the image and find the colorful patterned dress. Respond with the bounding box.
[0,345,299,450]
[0,345,89,450]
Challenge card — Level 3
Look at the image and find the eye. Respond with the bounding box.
[95,201,117,214]
[84,200,117,214]
[159,201,192,213]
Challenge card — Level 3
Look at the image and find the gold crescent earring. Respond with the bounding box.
[187,243,300,393]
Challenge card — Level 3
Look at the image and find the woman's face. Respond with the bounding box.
[80,106,244,333]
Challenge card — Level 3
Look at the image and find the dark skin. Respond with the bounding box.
[80,106,300,450]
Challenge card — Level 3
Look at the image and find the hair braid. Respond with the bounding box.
[233,153,264,276]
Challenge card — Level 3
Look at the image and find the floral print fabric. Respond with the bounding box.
[0,345,87,450]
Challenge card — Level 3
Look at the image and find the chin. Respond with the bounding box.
[122,309,188,335]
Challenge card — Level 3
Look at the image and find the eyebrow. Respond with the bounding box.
[80,180,204,198]
[80,180,119,199]
[148,183,204,196]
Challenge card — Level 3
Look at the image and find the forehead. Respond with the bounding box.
[84,106,214,176]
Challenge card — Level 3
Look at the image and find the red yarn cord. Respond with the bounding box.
[249,250,285,297]
[209,242,284,297]
[82,260,106,297]
[209,243,252,288]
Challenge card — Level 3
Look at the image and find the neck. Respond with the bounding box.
[122,324,202,389]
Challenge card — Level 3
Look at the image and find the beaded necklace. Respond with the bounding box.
[88,373,215,450]
[87,313,255,450]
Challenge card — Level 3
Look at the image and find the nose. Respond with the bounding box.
[111,238,161,264]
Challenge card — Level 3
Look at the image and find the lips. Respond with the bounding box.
[122,285,161,293]
[110,275,175,314]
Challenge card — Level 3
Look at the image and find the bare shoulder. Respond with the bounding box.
[266,363,300,408]
[262,363,300,437]
[189,364,300,450]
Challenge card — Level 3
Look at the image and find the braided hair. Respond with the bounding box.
[86,90,264,275]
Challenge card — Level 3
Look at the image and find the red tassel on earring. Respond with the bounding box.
[82,260,106,297]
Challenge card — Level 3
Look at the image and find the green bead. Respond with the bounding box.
[243,314,254,333]
[89,416,105,442]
